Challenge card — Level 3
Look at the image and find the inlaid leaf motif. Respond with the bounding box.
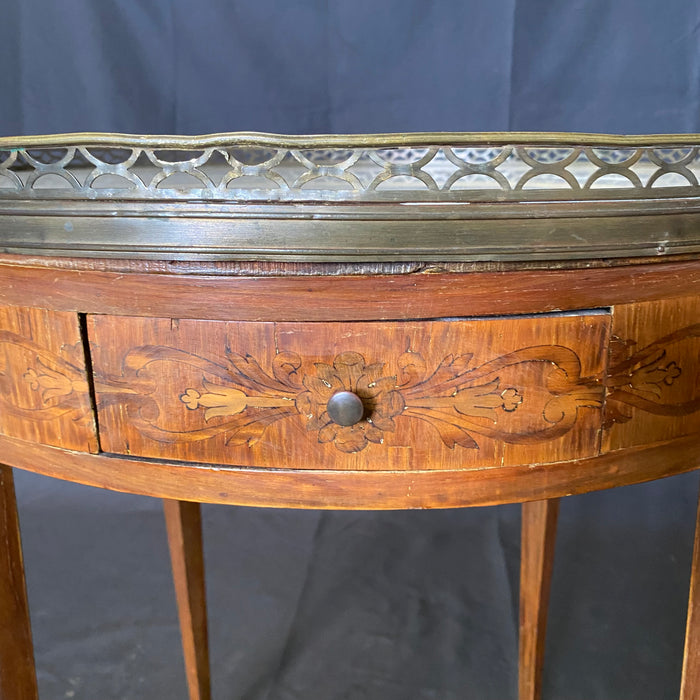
[0,331,91,423]
[397,349,427,387]
[271,351,303,388]
[605,324,700,424]
[181,382,248,420]
[24,360,75,401]
[96,342,609,453]
[453,379,522,418]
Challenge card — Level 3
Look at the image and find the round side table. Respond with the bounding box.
[1,131,700,699]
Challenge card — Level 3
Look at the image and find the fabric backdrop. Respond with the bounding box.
[2,1,700,698]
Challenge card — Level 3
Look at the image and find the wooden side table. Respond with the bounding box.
[1,131,700,699]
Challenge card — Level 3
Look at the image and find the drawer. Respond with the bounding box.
[88,313,609,471]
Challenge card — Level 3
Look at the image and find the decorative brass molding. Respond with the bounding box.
[0,146,696,202]
[4,133,700,263]
[1,132,700,204]
[96,344,603,454]
[3,131,700,150]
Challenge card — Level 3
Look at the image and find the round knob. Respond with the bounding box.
[327,391,364,426]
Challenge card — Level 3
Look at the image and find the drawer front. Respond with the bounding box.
[0,306,97,452]
[89,313,609,471]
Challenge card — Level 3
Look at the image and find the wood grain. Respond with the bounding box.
[163,500,210,700]
[0,306,97,452]
[681,483,700,699]
[2,432,699,511]
[89,314,608,471]
[519,498,559,700]
[0,260,700,322]
[603,296,700,452]
[0,465,38,700]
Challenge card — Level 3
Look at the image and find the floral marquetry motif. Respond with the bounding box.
[0,306,98,452]
[97,343,603,456]
[296,352,404,452]
[603,298,700,451]
[176,349,529,454]
[603,326,700,428]
[89,315,610,470]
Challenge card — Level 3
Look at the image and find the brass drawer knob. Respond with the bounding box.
[327,390,364,427]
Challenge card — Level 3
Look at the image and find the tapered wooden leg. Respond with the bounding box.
[519,497,560,700]
[680,485,700,699]
[0,465,38,700]
[163,499,210,700]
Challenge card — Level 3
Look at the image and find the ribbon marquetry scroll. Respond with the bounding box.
[8,309,700,471]
[101,345,601,455]
[87,315,611,470]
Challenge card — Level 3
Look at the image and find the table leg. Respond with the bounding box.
[0,464,38,700]
[680,484,700,699]
[163,499,211,700]
[519,497,560,700]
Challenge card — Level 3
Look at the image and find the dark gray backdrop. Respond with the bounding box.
[2,1,700,698]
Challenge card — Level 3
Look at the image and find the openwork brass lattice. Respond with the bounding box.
[1,132,700,202]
